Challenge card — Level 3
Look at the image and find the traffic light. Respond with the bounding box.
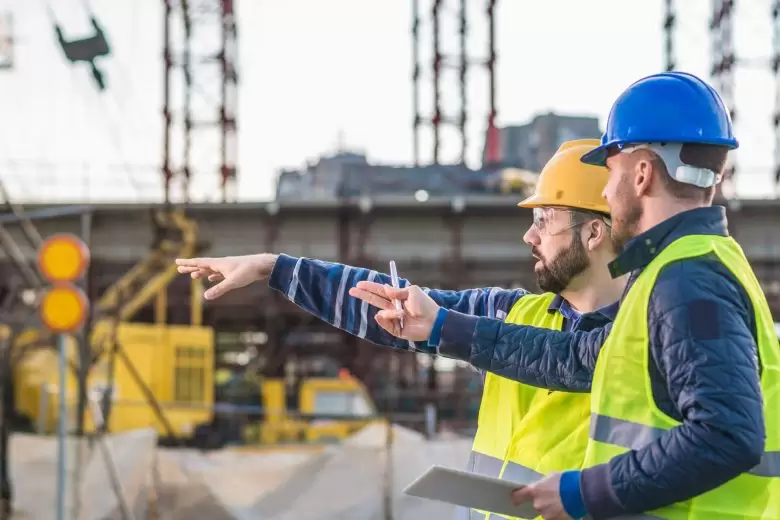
[37,233,90,334]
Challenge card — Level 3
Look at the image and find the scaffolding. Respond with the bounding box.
[710,0,736,197]
[773,0,780,192]
[411,0,497,166]
[662,0,675,72]
[163,0,239,204]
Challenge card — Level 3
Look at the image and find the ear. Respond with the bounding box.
[583,219,607,252]
[633,154,655,197]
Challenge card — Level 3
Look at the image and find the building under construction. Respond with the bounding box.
[0,1,778,518]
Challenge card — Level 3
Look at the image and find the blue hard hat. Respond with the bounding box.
[581,71,739,166]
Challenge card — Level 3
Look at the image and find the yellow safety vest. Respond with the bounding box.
[584,234,780,519]
[469,293,592,520]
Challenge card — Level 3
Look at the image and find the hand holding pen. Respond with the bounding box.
[348,263,442,341]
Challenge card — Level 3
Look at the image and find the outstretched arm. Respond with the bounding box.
[270,254,528,354]
[175,253,528,353]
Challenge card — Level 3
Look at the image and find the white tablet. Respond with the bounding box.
[403,465,539,519]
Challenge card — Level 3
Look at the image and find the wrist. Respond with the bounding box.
[257,253,278,280]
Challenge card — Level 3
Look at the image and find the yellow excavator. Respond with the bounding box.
[12,209,213,439]
[10,208,379,447]
[218,371,379,448]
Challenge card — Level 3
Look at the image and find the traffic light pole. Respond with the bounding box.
[56,333,67,520]
[36,234,91,520]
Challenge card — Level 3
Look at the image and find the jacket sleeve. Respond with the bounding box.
[268,254,527,354]
[579,262,765,518]
[435,310,609,392]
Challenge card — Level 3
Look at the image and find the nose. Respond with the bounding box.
[523,224,539,247]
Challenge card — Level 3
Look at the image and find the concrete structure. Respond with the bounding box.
[2,197,778,303]
[1,197,777,384]
[483,112,602,171]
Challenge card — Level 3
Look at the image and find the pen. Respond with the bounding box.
[389,260,404,329]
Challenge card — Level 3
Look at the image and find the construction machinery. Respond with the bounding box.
[9,207,379,447]
[10,208,215,440]
[496,167,539,195]
[238,374,379,446]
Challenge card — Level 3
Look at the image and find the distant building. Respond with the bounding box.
[483,112,602,171]
[275,152,505,201]
[275,111,601,201]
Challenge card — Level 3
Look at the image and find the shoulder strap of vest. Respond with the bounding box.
[628,234,719,294]
[505,293,562,328]
[508,292,556,314]
[628,233,776,354]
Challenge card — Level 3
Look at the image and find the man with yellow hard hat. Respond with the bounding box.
[175,139,627,519]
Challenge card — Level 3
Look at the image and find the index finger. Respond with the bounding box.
[354,280,391,296]
[175,257,213,267]
[354,281,410,299]
[348,287,394,310]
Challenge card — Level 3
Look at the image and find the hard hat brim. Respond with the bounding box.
[517,196,610,215]
[516,194,545,208]
[580,145,609,167]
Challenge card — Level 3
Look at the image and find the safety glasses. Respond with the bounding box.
[532,207,579,236]
[532,207,612,236]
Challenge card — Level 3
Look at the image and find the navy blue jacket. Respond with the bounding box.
[268,255,616,363]
[432,207,765,518]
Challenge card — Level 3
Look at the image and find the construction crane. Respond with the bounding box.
[6,0,239,442]
[8,200,205,440]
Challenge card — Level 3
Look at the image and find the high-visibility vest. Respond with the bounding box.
[468,293,592,520]
[584,234,780,519]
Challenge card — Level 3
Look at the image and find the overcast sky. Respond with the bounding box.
[0,0,776,202]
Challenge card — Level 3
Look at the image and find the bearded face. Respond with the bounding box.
[532,229,590,293]
[609,171,643,251]
[603,152,644,251]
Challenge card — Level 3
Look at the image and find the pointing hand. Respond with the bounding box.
[175,253,278,300]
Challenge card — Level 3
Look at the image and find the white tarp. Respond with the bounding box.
[158,424,473,520]
[9,424,473,519]
[9,428,157,520]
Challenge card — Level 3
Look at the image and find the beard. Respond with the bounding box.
[610,176,643,251]
[533,233,590,294]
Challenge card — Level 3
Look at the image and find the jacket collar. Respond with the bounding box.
[549,293,619,321]
[608,206,729,279]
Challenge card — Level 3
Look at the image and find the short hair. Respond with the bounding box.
[571,209,618,252]
[651,144,729,203]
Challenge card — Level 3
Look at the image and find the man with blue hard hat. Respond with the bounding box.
[350,71,780,519]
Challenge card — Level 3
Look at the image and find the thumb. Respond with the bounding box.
[203,278,235,300]
[511,485,534,506]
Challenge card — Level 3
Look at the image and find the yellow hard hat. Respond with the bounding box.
[517,138,610,215]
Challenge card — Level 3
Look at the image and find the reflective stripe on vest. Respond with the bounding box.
[589,413,780,478]
[584,235,780,519]
[467,451,544,481]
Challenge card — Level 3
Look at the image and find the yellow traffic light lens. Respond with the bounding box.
[40,284,88,333]
[38,233,90,282]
